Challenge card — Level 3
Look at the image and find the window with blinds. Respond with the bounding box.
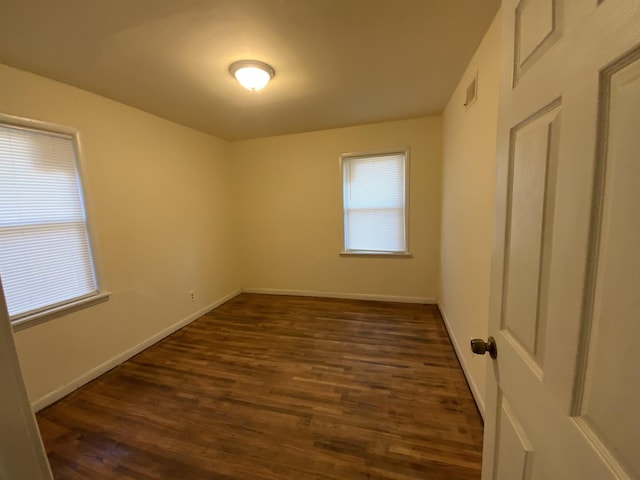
[341,150,408,254]
[0,120,98,321]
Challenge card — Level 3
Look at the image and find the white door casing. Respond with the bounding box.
[482,0,640,479]
[0,279,52,479]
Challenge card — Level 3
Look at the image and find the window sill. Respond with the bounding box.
[339,251,413,258]
[11,292,111,332]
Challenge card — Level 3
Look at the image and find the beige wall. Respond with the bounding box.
[232,117,442,302]
[439,11,502,416]
[0,64,241,406]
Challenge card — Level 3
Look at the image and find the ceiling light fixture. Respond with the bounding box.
[229,60,275,91]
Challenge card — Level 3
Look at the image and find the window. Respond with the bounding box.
[0,117,100,325]
[341,149,409,254]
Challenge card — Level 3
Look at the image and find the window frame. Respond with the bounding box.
[0,113,109,331]
[339,147,411,257]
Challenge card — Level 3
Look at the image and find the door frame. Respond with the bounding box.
[0,279,52,479]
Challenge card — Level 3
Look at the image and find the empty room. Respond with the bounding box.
[1,1,638,479]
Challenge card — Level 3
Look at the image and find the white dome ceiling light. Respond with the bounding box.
[229,60,275,91]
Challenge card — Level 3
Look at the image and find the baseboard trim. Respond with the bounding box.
[437,303,486,419]
[242,288,435,304]
[31,289,241,412]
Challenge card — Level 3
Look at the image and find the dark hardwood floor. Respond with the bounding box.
[37,294,483,479]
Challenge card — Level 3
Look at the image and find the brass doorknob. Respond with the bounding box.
[470,337,497,359]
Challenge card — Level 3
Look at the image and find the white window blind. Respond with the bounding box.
[0,122,98,320]
[342,151,407,253]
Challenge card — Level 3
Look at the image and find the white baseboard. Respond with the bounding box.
[438,303,485,418]
[242,287,435,304]
[31,289,241,412]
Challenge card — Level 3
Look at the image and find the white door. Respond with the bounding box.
[481,0,640,479]
[0,280,52,479]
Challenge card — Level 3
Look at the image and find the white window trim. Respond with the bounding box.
[0,113,110,331]
[11,292,111,332]
[339,147,411,256]
[338,251,413,258]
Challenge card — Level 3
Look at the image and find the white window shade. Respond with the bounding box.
[342,152,408,253]
[0,123,98,320]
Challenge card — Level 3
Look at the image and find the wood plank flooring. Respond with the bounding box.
[37,294,483,479]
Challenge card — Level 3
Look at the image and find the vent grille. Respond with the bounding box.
[464,74,478,108]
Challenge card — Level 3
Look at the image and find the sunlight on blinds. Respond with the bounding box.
[0,123,97,319]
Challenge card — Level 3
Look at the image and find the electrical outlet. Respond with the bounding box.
[189,290,195,302]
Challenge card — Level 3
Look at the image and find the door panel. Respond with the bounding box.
[514,0,561,85]
[495,398,534,480]
[502,103,560,367]
[578,49,640,478]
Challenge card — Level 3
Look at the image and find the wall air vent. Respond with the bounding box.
[464,73,478,109]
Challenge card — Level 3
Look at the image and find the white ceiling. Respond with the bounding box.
[0,0,500,140]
